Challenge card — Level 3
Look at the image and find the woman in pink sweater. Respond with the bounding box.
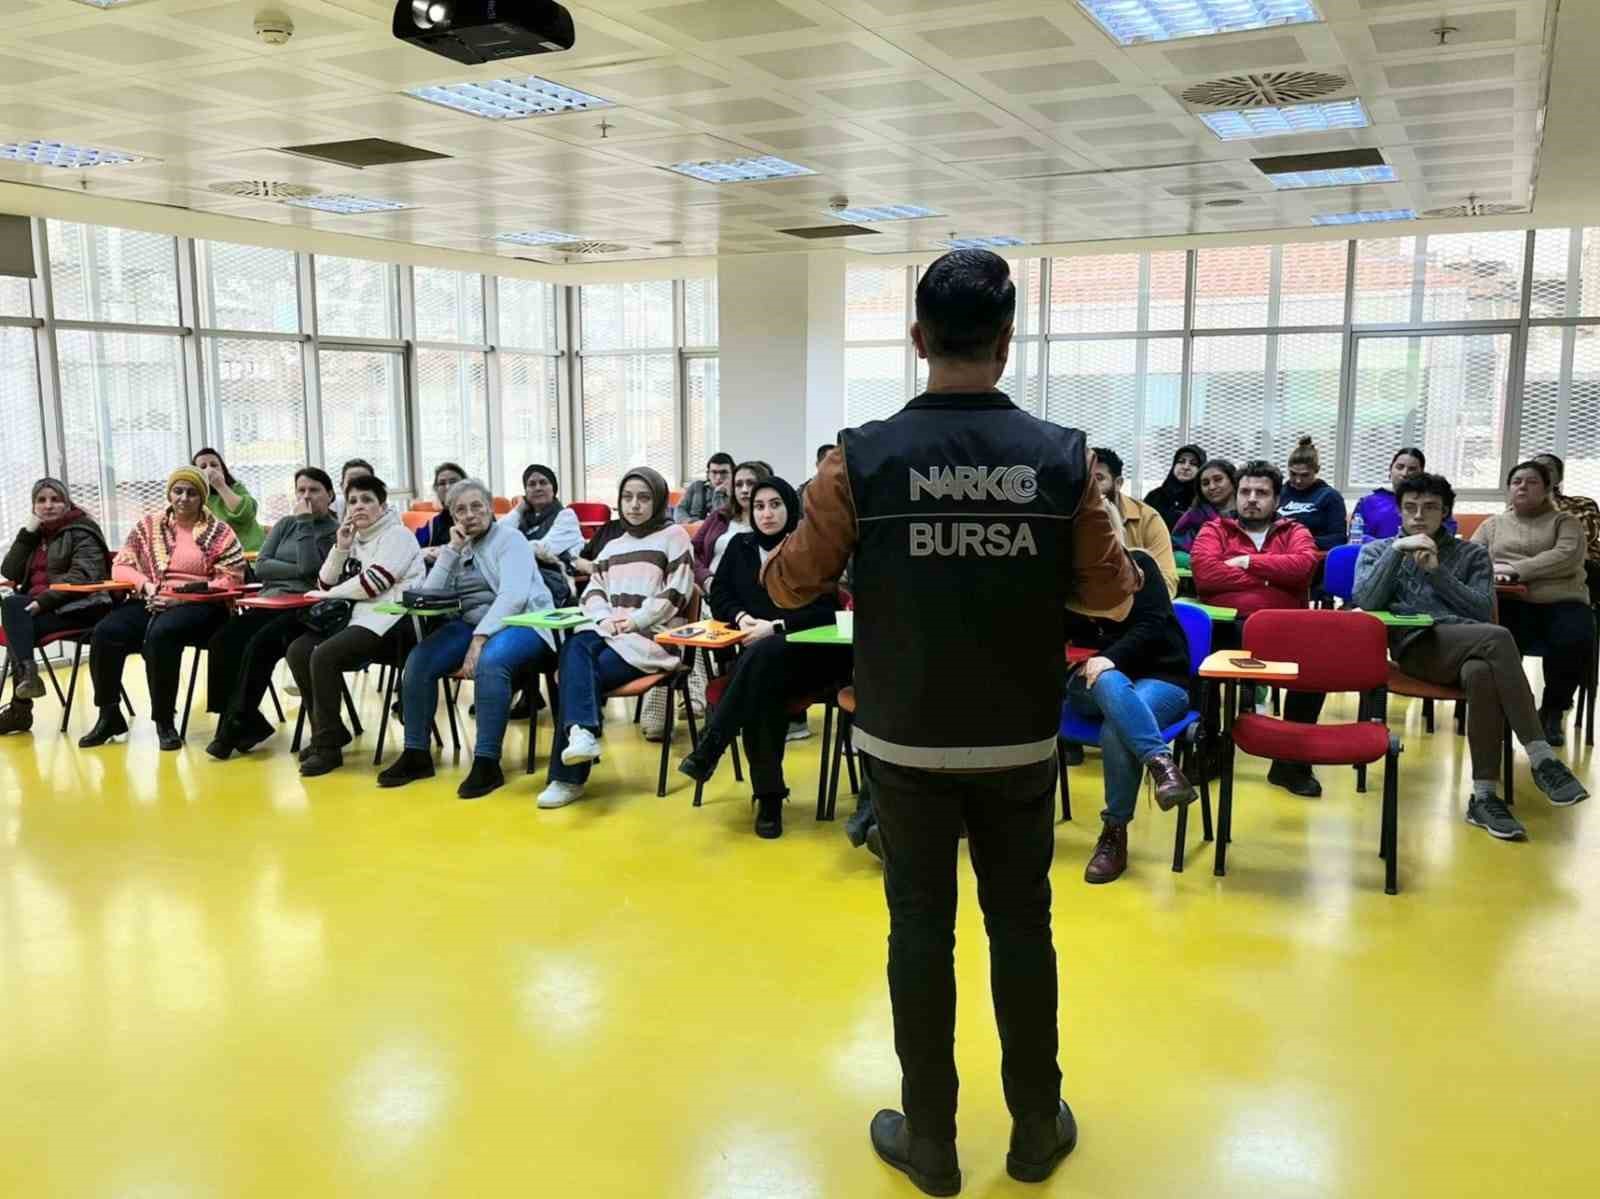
[539,466,694,810]
[81,466,245,751]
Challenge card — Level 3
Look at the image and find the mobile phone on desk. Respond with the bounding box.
[1229,656,1267,669]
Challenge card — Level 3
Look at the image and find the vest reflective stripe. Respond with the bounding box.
[852,728,1058,771]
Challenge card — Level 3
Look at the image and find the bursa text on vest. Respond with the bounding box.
[910,521,1037,557]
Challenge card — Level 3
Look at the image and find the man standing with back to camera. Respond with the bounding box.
[764,250,1139,1195]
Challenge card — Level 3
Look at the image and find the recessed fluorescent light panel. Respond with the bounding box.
[283,194,414,215]
[71,0,133,7]
[0,140,143,168]
[406,76,613,120]
[830,204,944,222]
[1077,0,1321,45]
[1312,208,1416,226]
[494,230,586,246]
[1269,164,1397,189]
[666,156,815,183]
[941,235,1025,249]
[1200,99,1369,142]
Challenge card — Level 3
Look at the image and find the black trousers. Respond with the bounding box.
[206,608,301,723]
[704,635,851,796]
[867,754,1061,1142]
[3,594,95,690]
[89,600,230,721]
[1498,596,1595,712]
[286,624,407,750]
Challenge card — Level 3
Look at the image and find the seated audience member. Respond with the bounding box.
[331,458,375,518]
[415,462,465,552]
[1355,472,1586,842]
[1278,436,1348,551]
[1090,447,1178,596]
[1172,458,1237,553]
[81,467,246,751]
[1191,460,1326,796]
[692,460,770,588]
[1142,444,1206,533]
[1063,546,1196,883]
[1472,459,1595,745]
[538,467,693,811]
[204,467,338,759]
[678,476,849,839]
[1534,453,1600,591]
[192,448,265,554]
[288,474,426,777]
[0,478,112,736]
[799,443,836,504]
[1351,447,1425,541]
[674,453,734,524]
[503,463,583,605]
[379,479,558,799]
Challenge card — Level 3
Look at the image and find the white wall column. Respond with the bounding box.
[716,251,845,484]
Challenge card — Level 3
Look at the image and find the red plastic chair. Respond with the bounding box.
[571,501,610,542]
[1224,609,1404,894]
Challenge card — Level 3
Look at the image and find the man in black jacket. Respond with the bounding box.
[765,250,1139,1195]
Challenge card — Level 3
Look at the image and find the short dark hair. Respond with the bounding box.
[1395,472,1455,516]
[1390,446,1426,470]
[1238,460,1283,496]
[294,466,334,494]
[340,457,374,480]
[707,452,735,470]
[1507,459,1553,489]
[433,461,466,486]
[816,443,836,463]
[914,250,1016,362]
[344,473,387,504]
[1534,452,1565,482]
[192,447,236,487]
[1090,448,1124,480]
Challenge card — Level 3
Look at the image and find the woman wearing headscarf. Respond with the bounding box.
[0,478,112,735]
[1142,444,1206,533]
[537,466,694,811]
[690,460,770,587]
[81,466,246,751]
[192,448,265,553]
[503,462,583,605]
[679,476,850,839]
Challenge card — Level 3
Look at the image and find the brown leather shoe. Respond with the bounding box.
[1146,752,1195,811]
[1084,821,1128,884]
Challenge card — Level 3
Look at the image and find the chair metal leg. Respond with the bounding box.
[1422,697,1435,734]
[1057,737,1073,823]
[36,650,68,707]
[1382,743,1401,895]
[291,702,306,754]
[342,681,364,737]
[1503,723,1514,805]
[815,702,835,820]
[267,679,286,723]
[60,641,85,733]
[443,680,462,757]
[826,712,851,821]
[179,647,202,738]
[1455,700,1467,736]
[122,683,135,717]
[375,665,399,765]
[656,681,675,797]
[634,693,645,725]
[843,732,860,796]
[730,737,744,783]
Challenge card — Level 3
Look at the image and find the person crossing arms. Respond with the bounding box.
[764,250,1139,1195]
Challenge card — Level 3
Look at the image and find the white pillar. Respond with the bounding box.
[716,251,846,484]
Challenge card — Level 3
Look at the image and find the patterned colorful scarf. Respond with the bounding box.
[116,508,245,582]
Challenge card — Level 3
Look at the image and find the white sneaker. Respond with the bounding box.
[561,725,601,766]
[537,781,586,809]
[786,718,811,742]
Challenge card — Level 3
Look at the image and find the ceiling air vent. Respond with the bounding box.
[1423,200,1526,218]
[1181,70,1350,110]
[547,241,630,255]
[208,180,321,200]
[777,224,880,240]
[279,138,450,168]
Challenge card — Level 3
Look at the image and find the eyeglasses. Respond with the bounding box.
[1400,503,1444,516]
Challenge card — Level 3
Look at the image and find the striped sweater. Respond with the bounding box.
[315,510,426,636]
[581,523,694,672]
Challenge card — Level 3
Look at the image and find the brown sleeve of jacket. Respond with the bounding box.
[762,446,855,606]
[1071,449,1142,611]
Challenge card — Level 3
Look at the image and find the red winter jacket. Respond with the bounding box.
[1191,516,1321,615]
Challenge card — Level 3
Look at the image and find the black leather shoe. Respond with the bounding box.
[205,736,234,761]
[870,1110,959,1197]
[155,721,183,752]
[299,729,352,761]
[678,735,726,783]
[377,748,435,788]
[299,748,343,777]
[1268,761,1322,797]
[79,709,129,748]
[0,701,35,736]
[231,711,277,753]
[1007,1099,1078,1183]
[457,757,505,800]
[754,793,784,839]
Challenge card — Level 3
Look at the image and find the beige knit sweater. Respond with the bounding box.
[1471,504,1589,605]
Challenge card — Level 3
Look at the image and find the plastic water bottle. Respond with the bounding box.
[1348,512,1365,544]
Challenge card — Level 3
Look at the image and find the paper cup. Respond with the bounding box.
[835,610,855,638]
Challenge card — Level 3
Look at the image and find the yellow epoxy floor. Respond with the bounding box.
[2,670,1598,1199]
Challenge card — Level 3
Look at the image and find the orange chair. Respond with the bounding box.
[603,589,704,796]
[668,489,684,507]
[410,499,441,512]
[1454,512,1489,540]
[493,496,513,515]
[400,510,433,533]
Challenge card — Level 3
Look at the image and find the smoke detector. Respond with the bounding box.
[827,195,849,212]
[254,10,294,46]
[208,179,320,200]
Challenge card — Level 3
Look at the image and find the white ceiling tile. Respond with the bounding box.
[981,61,1118,95]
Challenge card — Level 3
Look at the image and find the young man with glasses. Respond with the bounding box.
[1352,472,1587,840]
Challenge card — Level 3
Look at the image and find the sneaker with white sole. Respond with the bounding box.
[785,718,811,742]
[1466,793,1527,840]
[537,781,586,809]
[1532,758,1589,806]
[561,725,601,766]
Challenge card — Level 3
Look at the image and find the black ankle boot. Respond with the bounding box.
[231,711,277,753]
[205,735,234,760]
[377,748,435,788]
[678,733,727,783]
[870,1110,960,1197]
[155,721,183,752]
[754,792,785,839]
[79,708,129,748]
[458,757,505,800]
[0,700,35,735]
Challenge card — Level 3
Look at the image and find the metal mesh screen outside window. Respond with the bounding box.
[203,338,307,525]
[417,350,489,483]
[1520,326,1600,498]
[414,268,485,344]
[0,275,30,316]
[317,350,407,490]
[846,345,906,426]
[198,241,298,334]
[1520,326,1564,472]
[1046,338,1139,473]
[47,221,178,326]
[500,352,561,494]
[685,357,719,476]
[1194,245,1271,329]
[315,256,399,339]
[1190,335,1268,469]
[0,326,46,539]
[1563,329,1600,496]
[499,277,556,351]
[580,353,676,503]
[56,330,187,546]
[1050,254,1141,334]
[580,281,673,351]
[1353,237,1418,325]
[684,277,718,347]
[846,267,907,342]
[1279,242,1349,327]
[1420,232,1525,323]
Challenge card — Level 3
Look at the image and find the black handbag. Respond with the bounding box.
[302,555,361,636]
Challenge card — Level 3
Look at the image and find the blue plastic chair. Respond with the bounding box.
[1323,543,1361,605]
[1056,601,1215,873]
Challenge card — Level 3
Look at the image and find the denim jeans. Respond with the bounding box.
[1066,671,1190,825]
[548,629,645,784]
[403,619,556,760]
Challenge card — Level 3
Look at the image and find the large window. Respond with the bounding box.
[498,276,561,492]
[412,269,489,484]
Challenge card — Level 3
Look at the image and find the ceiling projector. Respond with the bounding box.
[394,0,576,64]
